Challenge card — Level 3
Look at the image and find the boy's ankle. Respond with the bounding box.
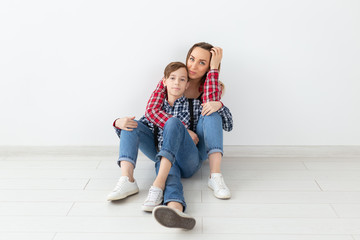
[152,181,165,190]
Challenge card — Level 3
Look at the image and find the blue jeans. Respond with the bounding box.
[116,121,158,167]
[196,112,224,161]
[116,113,223,211]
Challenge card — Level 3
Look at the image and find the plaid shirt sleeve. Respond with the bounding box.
[145,79,187,129]
[217,105,233,132]
[202,69,223,103]
[144,79,172,129]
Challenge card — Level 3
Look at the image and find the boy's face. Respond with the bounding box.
[163,67,189,98]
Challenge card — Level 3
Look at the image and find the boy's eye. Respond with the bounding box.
[181,78,186,81]
[170,77,175,80]
[200,61,205,65]
[190,57,194,61]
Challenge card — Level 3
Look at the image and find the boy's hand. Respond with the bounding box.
[201,101,222,116]
[187,129,199,145]
[115,116,138,131]
[210,47,223,70]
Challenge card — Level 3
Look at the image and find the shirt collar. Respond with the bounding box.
[164,96,186,107]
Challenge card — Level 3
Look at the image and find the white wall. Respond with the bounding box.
[1,0,359,146]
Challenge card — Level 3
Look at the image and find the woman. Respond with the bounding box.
[145,42,232,199]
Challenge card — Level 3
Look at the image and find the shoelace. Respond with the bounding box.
[113,177,128,191]
[145,187,162,202]
[213,176,227,190]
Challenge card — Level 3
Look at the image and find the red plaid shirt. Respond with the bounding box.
[145,69,222,129]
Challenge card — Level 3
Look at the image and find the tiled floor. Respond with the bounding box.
[0,147,360,240]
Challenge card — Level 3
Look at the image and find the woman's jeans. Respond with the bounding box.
[115,112,223,210]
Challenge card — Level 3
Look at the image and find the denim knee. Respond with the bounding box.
[202,111,222,124]
[164,117,183,130]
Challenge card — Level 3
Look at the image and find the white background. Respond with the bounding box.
[0,0,359,146]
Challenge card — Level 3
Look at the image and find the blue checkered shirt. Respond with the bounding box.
[140,95,233,151]
[189,95,233,133]
[139,96,190,150]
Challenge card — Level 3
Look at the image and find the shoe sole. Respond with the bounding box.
[153,206,196,230]
[107,189,139,201]
[208,185,231,199]
[141,205,157,212]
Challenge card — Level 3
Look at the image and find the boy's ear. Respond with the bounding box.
[162,77,166,86]
[185,81,190,89]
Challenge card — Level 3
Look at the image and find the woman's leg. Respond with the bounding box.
[108,121,157,201]
[196,112,231,199]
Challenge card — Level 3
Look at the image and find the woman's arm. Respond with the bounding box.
[202,69,222,103]
[145,79,186,129]
[202,47,223,103]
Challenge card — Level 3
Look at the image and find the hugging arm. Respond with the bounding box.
[145,79,186,129]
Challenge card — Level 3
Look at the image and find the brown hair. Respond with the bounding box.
[164,62,188,80]
[185,42,225,94]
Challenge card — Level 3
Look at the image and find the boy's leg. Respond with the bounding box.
[196,112,231,199]
[141,155,172,211]
[117,121,158,169]
[108,121,157,201]
[142,160,184,212]
[156,117,202,179]
[152,163,195,230]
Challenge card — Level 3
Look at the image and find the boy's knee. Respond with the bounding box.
[164,117,182,129]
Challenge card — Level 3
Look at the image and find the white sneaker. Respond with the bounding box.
[107,176,139,201]
[208,173,231,199]
[153,205,196,230]
[141,186,163,212]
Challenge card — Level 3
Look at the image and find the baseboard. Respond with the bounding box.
[1,145,360,158]
[223,145,360,157]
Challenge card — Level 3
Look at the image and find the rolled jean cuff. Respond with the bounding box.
[163,199,187,212]
[156,148,175,165]
[208,147,223,157]
[117,157,136,168]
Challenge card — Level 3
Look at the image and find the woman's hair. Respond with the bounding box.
[164,62,188,80]
[185,42,225,95]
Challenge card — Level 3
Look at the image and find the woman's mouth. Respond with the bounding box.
[189,71,196,75]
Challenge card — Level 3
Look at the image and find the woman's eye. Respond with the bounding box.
[200,61,205,65]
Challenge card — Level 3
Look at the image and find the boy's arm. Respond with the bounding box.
[145,79,186,129]
[202,69,223,104]
[217,105,233,132]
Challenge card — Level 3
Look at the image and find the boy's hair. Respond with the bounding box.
[164,62,188,80]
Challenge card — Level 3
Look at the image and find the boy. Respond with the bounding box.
[109,62,199,230]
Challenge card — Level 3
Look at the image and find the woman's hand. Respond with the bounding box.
[187,129,199,145]
[115,116,138,131]
[201,101,222,116]
[210,47,223,70]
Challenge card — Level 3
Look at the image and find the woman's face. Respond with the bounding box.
[187,47,211,81]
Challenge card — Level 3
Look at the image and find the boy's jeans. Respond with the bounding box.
[116,112,223,210]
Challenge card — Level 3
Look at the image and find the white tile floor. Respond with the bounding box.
[1,146,360,240]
